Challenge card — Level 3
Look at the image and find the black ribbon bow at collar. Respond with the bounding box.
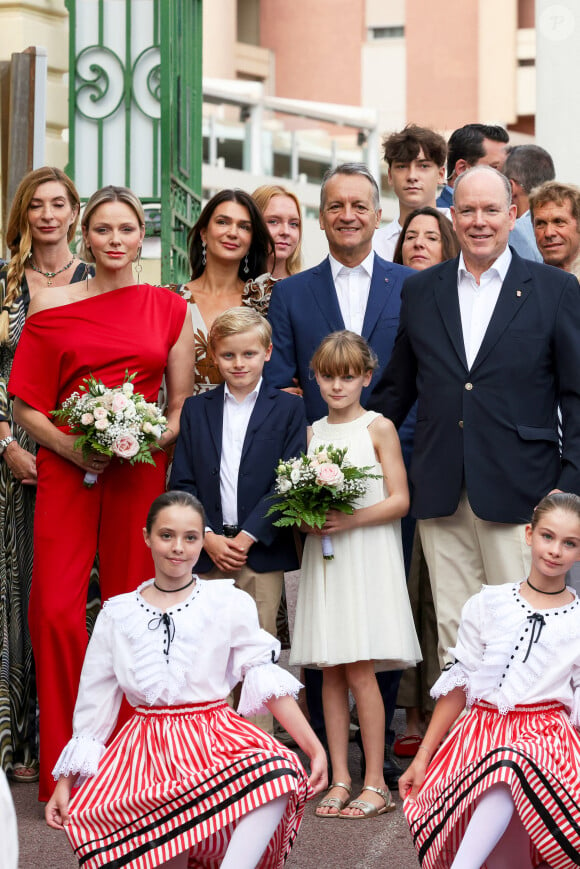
[522,612,546,663]
[148,612,176,656]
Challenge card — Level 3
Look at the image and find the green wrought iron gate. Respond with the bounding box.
[66,0,202,284]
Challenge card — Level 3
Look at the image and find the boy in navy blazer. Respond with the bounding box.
[170,307,306,641]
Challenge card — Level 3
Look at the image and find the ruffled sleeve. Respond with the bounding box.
[227,587,302,716]
[431,589,486,706]
[52,606,124,781]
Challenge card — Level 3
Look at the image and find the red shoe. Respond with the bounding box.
[393,734,422,757]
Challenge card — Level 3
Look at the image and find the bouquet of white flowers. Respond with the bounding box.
[266,443,380,560]
[52,371,167,487]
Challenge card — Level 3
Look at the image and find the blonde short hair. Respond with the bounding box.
[311,330,378,377]
[209,306,272,351]
[80,185,145,263]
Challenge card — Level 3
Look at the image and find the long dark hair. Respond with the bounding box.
[187,189,274,280]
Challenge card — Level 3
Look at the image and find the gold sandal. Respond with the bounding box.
[339,785,395,819]
[315,782,352,818]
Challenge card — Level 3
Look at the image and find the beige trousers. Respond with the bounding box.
[419,491,531,667]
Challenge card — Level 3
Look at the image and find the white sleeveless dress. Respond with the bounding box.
[290,411,421,670]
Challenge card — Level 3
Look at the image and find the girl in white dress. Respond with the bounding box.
[290,331,420,820]
[45,491,327,869]
[400,492,580,869]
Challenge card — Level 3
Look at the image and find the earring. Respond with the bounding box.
[134,247,143,285]
[201,240,207,267]
[243,254,249,275]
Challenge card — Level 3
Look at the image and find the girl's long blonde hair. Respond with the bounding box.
[0,167,81,342]
[252,184,303,276]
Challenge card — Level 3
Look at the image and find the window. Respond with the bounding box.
[368,26,404,39]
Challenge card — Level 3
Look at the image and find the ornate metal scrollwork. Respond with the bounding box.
[132,46,161,120]
[75,46,125,120]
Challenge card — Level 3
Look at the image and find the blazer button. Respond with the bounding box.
[458,420,464,428]
[465,382,473,391]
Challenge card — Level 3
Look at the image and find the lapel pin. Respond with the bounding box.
[516,290,522,297]
[384,278,389,283]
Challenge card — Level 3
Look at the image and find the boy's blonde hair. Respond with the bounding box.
[311,330,378,377]
[209,306,272,351]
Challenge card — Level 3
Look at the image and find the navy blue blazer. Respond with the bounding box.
[369,250,580,523]
[265,254,414,448]
[169,382,307,573]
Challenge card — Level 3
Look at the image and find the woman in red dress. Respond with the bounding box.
[9,186,193,800]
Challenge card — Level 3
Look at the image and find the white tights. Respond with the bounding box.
[159,794,290,869]
[450,784,551,869]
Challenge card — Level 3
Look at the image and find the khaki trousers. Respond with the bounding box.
[419,491,531,667]
[198,564,284,734]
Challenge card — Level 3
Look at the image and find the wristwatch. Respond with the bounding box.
[0,435,15,456]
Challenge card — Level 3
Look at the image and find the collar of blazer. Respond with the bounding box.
[433,250,533,373]
[308,254,410,339]
[203,380,276,460]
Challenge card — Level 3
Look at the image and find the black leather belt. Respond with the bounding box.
[222,524,240,538]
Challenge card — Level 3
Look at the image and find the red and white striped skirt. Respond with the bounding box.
[65,701,312,868]
[405,701,580,869]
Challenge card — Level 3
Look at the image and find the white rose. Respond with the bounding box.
[142,421,153,434]
[123,402,137,418]
[80,413,94,426]
[290,468,301,484]
[93,407,108,420]
[94,418,109,431]
[122,382,135,396]
[278,477,292,494]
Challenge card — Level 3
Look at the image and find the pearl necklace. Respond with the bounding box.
[29,255,75,286]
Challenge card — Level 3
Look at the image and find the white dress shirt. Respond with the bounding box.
[457,246,512,369]
[220,380,261,526]
[329,250,374,334]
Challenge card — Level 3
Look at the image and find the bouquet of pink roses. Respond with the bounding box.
[266,443,380,560]
[52,371,167,487]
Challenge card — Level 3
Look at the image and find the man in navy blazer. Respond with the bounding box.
[266,162,413,445]
[370,165,580,662]
[265,162,413,787]
[170,381,306,580]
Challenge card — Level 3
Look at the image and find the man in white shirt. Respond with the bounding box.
[370,165,580,664]
[373,125,449,261]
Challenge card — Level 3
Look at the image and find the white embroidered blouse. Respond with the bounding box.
[432,581,580,726]
[53,579,301,779]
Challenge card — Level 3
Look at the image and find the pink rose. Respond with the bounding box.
[315,463,344,488]
[112,393,130,413]
[112,433,140,459]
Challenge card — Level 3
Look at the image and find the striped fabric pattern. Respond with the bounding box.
[66,702,311,868]
[405,702,580,869]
